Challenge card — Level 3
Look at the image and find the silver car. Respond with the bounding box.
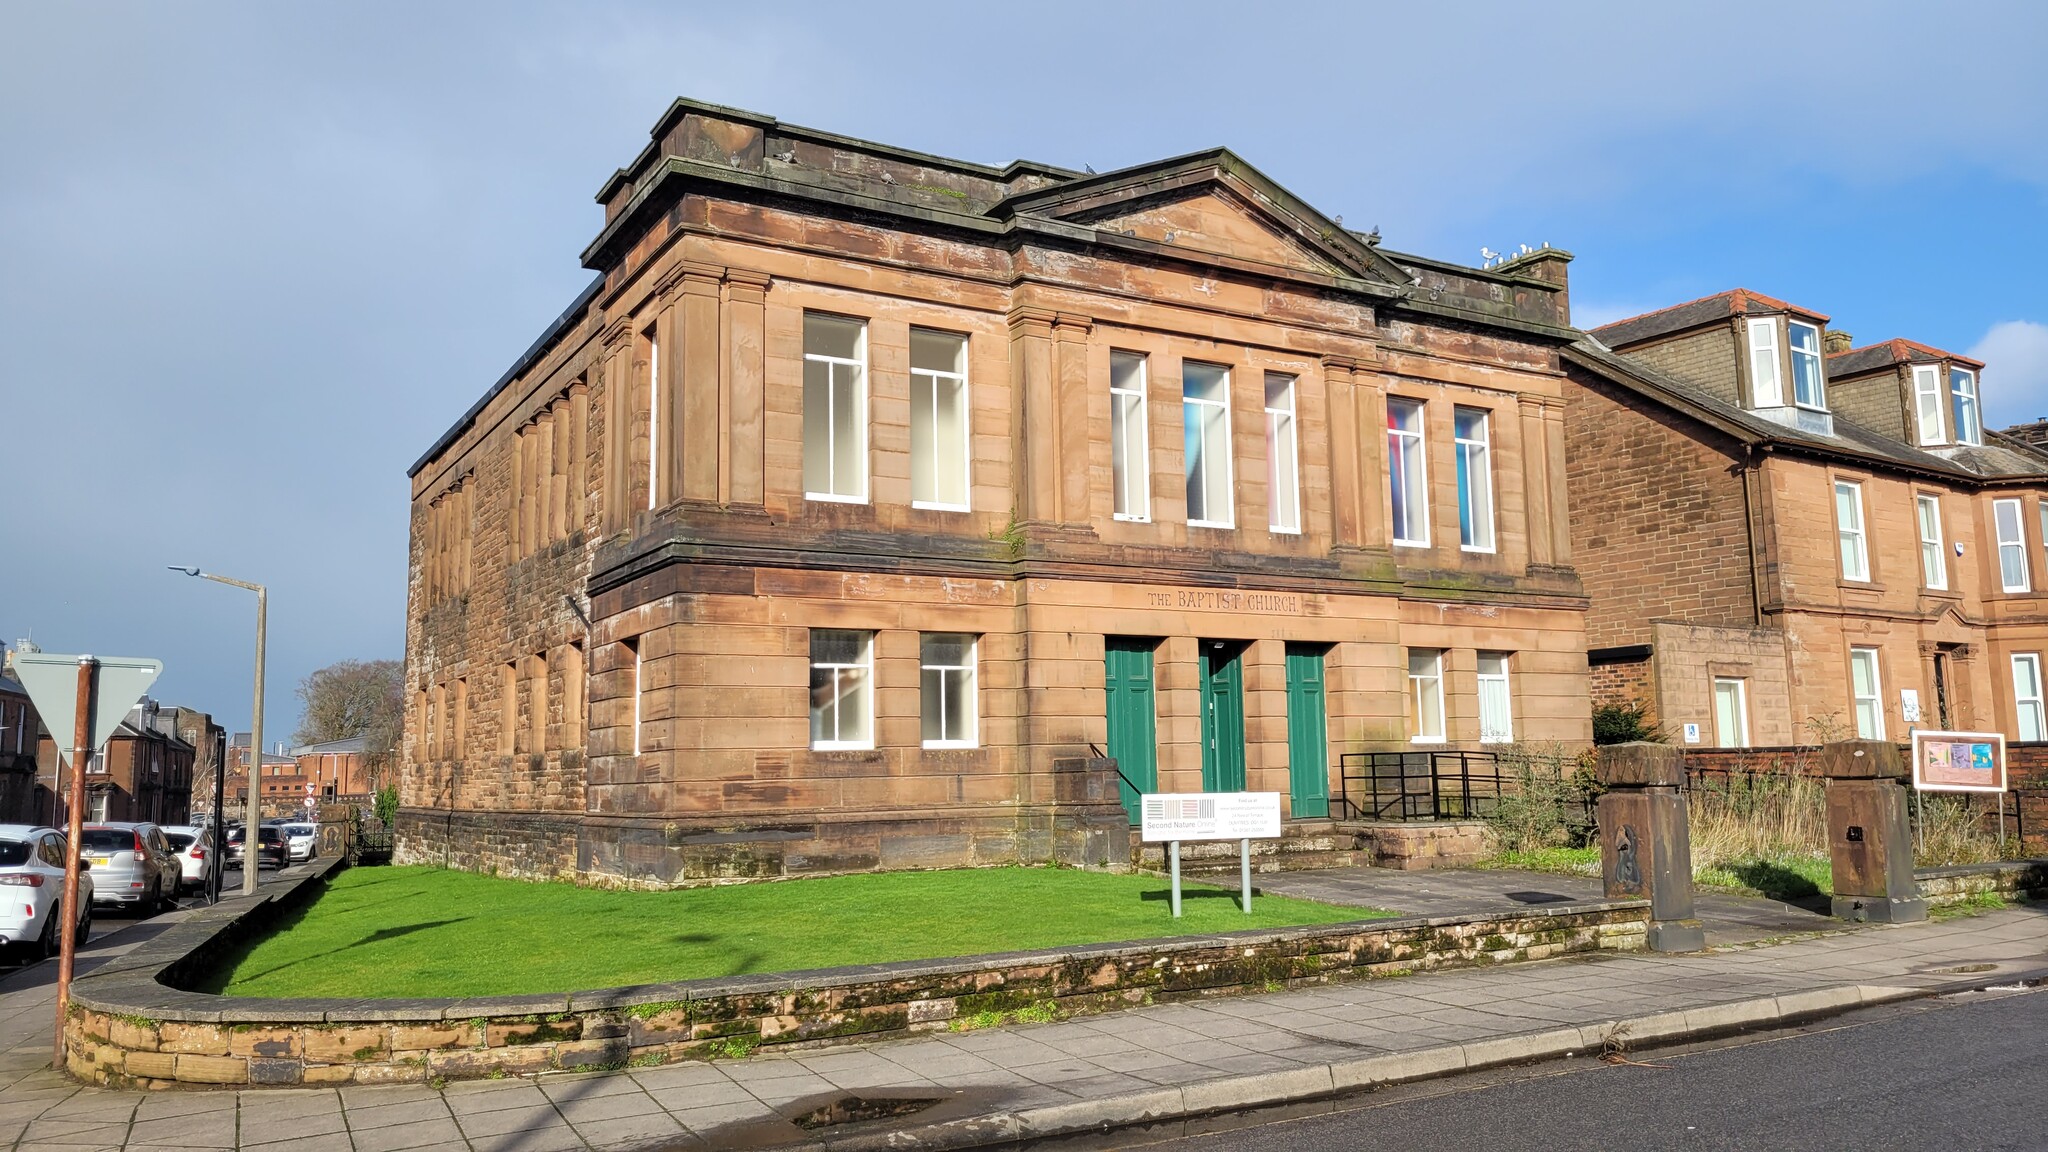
[0,825,93,957]
[80,823,182,914]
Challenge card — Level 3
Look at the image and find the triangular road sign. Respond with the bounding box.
[11,653,163,766]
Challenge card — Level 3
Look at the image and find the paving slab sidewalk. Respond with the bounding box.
[0,903,2042,1152]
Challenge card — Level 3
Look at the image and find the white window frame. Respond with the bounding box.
[1850,647,1885,740]
[802,313,869,504]
[1834,480,1869,582]
[919,633,978,749]
[1712,677,1750,748]
[1182,361,1234,529]
[1746,317,1784,407]
[2013,654,2046,742]
[1787,320,1827,411]
[645,327,660,510]
[1408,649,1445,744]
[1110,351,1151,522]
[1454,406,1495,553]
[629,641,643,757]
[1952,367,1982,446]
[1388,397,1429,548]
[1912,364,1947,446]
[1995,497,2030,592]
[1264,372,1300,535]
[909,328,971,512]
[1476,652,1512,744]
[809,630,875,751]
[1916,494,1947,591]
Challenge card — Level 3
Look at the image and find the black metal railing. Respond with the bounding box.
[1336,750,1508,822]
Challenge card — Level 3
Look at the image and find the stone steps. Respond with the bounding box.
[1128,820,1491,873]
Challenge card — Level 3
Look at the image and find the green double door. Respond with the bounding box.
[1105,638,1157,824]
[1104,638,1329,822]
[1199,644,1247,792]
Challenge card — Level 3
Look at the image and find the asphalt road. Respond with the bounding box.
[0,860,303,974]
[1130,986,2047,1152]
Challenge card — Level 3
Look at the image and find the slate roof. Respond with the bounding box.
[293,736,368,756]
[1565,338,2048,484]
[1826,337,1985,377]
[1590,289,1829,349]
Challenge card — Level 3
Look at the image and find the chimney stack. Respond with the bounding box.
[1824,329,1855,355]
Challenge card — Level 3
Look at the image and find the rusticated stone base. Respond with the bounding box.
[396,779,1133,888]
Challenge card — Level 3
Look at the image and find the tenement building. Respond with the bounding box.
[1565,289,2048,747]
[401,98,1593,885]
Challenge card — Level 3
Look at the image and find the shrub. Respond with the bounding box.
[1592,701,1661,746]
[1484,743,1600,854]
[373,784,399,829]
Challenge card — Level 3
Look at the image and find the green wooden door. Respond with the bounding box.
[1104,638,1157,824]
[1199,644,1247,792]
[1284,645,1330,818]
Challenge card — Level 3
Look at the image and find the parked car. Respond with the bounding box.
[160,825,217,894]
[0,825,92,956]
[278,822,317,863]
[222,824,287,871]
[80,824,182,914]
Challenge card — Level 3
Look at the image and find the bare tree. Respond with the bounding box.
[294,659,403,757]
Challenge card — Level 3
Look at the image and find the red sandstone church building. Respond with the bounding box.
[400,99,1596,884]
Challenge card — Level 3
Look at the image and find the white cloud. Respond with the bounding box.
[1973,321,2048,427]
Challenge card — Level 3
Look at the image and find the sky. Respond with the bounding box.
[2,1,2045,738]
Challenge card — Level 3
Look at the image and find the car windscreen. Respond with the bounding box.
[165,834,195,851]
[0,841,31,867]
[282,825,314,835]
[81,830,138,851]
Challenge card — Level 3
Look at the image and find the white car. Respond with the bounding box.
[160,825,217,894]
[278,822,317,863]
[0,825,92,958]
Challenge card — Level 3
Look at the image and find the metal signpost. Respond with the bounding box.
[1138,792,1282,916]
[1910,730,2009,853]
[9,652,162,1070]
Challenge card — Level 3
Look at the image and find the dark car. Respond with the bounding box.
[222,824,287,870]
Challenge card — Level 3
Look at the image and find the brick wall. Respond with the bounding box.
[1826,367,1908,441]
[1589,657,1653,716]
[1563,369,1757,648]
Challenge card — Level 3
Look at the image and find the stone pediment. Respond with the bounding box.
[1002,151,1411,287]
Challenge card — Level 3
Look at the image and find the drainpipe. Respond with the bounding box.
[1740,443,1765,628]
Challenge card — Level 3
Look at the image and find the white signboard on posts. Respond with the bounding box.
[1140,792,1281,843]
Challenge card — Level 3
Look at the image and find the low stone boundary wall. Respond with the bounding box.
[1917,859,2048,906]
[64,867,1649,1088]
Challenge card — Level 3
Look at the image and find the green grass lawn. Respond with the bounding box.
[209,866,1388,999]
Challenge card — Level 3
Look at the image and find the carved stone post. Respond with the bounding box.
[1595,742,1704,951]
[1818,740,1927,923]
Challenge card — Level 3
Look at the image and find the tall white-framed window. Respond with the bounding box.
[1712,677,1750,748]
[644,326,661,509]
[1912,364,1947,445]
[919,633,978,748]
[1110,351,1151,521]
[802,313,868,502]
[1834,480,1869,581]
[1183,362,1233,527]
[809,630,874,750]
[1952,368,1982,446]
[1788,320,1826,410]
[1476,652,1512,744]
[1916,494,1947,590]
[1408,648,1445,743]
[1746,317,1784,407]
[1264,373,1300,534]
[1388,397,1429,547]
[1850,647,1885,740]
[1454,406,1494,552]
[2012,654,2046,742]
[909,328,970,511]
[1995,497,2030,592]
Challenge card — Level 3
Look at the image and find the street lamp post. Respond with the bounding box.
[168,566,265,898]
